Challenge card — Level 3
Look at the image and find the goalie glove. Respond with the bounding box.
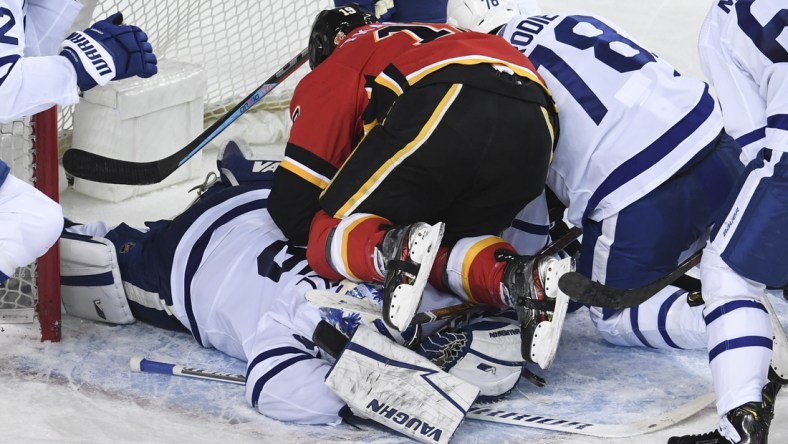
[417,316,526,403]
[61,12,158,91]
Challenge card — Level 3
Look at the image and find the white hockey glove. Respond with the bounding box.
[418,317,525,402]
[374,0,396,21]
[60,12,158,91]
[325,325,479,444]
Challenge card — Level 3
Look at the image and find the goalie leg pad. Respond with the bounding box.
[325,325,479,444]
[60,233,135,324]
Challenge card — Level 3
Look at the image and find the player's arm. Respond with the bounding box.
[713,0,788,152]
[269,142,335,245]
[23,0,81,56]
[0,5,157,122]
[0,0,79,121]
[245,317,347,425]
[268,73,361,245]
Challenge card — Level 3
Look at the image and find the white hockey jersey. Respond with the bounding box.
[699,0,788,159]
[165,188,459,425]
[163,188,345,425]
[498,13,724,225]
[0,0,82,122]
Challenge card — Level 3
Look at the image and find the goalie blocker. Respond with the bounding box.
[318,323,479,444]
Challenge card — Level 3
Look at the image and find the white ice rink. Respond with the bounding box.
[4,1,788,443]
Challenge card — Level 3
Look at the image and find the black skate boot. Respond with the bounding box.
[498,251,559,363]
[379,222,444,331]
[667,381,780,444]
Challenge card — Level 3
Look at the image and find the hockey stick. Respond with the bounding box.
[305,289,487,325]
[63,48,309,185]
[557,249,703,309]
[466,391,715,438]
[129,356,244,385]
[131,354,715,438]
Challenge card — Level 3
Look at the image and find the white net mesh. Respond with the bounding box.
[58,0,332,143]
[0,119,38,323]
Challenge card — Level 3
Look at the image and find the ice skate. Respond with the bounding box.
[217,138,279,187]
[379,222,445,331]
[500,251,570,367]
[668,380,780,444]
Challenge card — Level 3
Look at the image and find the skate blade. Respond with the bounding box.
[386,222,445,330]
[529,257,574,370]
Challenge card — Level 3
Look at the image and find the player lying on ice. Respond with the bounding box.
[59,140,568,444]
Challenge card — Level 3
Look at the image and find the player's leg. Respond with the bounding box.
[0,173,63,284]
[584,131,744,350]
[312,69,556,336]
[684,150,788,443]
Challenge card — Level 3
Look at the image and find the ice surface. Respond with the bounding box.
[5,1,788,443]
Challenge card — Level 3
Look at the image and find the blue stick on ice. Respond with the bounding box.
[129,356,245,385]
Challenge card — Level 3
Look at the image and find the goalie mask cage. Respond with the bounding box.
[0,109,60,341]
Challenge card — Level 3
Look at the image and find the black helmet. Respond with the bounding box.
[308,3,377,69]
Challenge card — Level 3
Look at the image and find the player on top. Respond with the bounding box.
[0,0,157,286]
[446,0,746,364]
[60,141,528,442]
[268,3,562,364]
[669,1,788,443]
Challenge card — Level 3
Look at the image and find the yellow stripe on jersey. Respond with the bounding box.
[405,57,548,93]
[541,106,557,154]
[333,83,463,218]
[280,158,331,190]
[363,118,379,136]
[461,236,505,303]
[375,72,405,96]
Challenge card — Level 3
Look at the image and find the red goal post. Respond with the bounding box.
[0,107,61,341]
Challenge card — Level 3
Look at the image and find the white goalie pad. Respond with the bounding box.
[326,326,479,444]
[529,257,574,369]
[60,235,135,324]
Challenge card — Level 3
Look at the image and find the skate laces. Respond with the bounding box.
[376,223,430,279]
[498,251,556,318]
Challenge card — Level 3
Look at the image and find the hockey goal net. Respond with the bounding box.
[0,109,60,341]
[0,2,332,340]
[60,0,333,144]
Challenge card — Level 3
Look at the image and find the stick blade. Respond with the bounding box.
[557,272,646,308]
[63,148,177,185]
[558,250,703,309]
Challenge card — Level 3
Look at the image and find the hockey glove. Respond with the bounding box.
[418,318,525,402]
[61,12,158,91]
[374,0,396,21]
